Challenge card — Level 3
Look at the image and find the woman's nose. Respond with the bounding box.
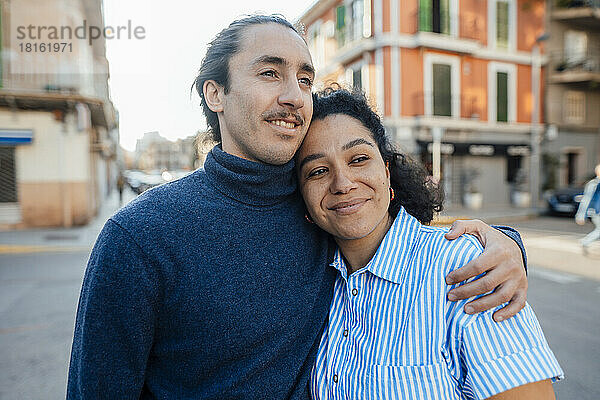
[330,169,356,194]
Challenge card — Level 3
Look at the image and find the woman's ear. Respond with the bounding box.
[385,160,391,183]
[203,80,224,113]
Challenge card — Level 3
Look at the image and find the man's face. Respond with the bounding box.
[217,23,315,165]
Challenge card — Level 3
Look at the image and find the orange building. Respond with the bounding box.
[300,0,547,208]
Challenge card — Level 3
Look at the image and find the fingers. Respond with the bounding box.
[460,277,518,314]
[444,220,469,240]
[445,219,486,243]
[446,253,496,285]
[447,267,505,301]
[491,288,527,322]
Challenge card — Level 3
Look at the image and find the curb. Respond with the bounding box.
[432,213,538,226]
[0,244,90,255]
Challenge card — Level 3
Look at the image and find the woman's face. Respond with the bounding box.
[296,114,391,241]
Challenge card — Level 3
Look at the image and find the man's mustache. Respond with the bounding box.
[263,111,304,126]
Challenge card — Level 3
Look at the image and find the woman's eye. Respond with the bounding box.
[307,167,327,178]
[350,156,370,164]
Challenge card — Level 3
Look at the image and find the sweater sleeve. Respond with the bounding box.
[492,225,527,273]
[67,219,160,399]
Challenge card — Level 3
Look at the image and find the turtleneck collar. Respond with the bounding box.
[203,145,298,206]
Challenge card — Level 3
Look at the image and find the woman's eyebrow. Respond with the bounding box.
[342,138,374,151]
[298,153,325,170]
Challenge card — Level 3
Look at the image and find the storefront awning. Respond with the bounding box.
[0,129,33,145]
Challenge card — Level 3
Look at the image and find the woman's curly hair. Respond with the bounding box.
[311,87,443,224]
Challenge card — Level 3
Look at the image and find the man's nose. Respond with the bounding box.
[330,169,356,194]
[278,78,304,110]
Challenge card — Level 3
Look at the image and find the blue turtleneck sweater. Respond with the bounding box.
[67,146,337,399]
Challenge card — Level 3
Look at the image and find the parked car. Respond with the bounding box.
[545,186,584,216]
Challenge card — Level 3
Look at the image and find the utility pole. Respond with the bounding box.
[530,33,548,214]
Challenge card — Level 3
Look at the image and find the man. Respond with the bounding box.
[67,15,527,399]
[576,164,600,253]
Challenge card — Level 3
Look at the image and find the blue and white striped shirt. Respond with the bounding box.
[311,207,563,399]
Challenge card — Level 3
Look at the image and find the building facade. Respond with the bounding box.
[0,0,118,228]
[300,0,547,208]
[544,0,600,190]
[134,131,198,172]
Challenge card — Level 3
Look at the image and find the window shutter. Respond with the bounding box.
[419,0,432,32]
[496,1,509,48]
[433,63,452,117]
[496,72,508,122]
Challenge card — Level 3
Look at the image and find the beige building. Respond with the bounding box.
[0,0,118,228]
[543,0,600,189]
[134,131,198,171]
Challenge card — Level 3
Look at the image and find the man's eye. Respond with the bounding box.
[261,70,277,78]
[299,77,313,87]
[307,167,327,178]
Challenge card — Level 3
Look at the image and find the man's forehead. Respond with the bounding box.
[237,23,313,67]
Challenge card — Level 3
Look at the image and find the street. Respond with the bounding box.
[1,215,599,399]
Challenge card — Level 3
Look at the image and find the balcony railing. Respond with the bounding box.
[549,47,600,82]
[555,0,600,8]
[412,92,482,120]
[406,9,483,40]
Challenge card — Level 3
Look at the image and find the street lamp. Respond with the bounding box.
[530,33,549,214]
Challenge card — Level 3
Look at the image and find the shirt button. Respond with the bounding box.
[343,329,348,337]
[333,374,339,383]
[352,288,358,296]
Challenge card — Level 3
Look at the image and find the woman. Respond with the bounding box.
[296,88,563,399]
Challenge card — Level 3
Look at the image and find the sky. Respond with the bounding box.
[102,0,315,151]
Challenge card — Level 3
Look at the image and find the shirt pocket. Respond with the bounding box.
[366,363,460,400]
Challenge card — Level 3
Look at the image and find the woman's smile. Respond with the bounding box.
[327,198,369,215]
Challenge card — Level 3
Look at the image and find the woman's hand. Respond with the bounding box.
[444,219,527,322]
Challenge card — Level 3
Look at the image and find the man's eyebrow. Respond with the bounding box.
[342,138,374,151]
[300,62,315,77]
[252,55,287,67]
[298,153,325,171]
[252,55,315,77]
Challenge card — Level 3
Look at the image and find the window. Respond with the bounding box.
[488,62,516,123]
[419,0,453,35]
[496,1,509,49]
[352,68,362,91]
[308,22,325,70]
[496,72,508,122]
[336,5,346,47]
[433,64,452,116]
[488,0,515,51]
[347,64,369,93]
[0,147,17,203]
[351,0,364,42]
[564,30,587,66]
[424,54,460,118]
[563,91,585,125]
[567,152,578,185]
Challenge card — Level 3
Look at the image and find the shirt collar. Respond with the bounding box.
[330,207,422,284]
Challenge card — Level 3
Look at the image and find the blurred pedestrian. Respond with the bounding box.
[576,164,600,253]
[116,172,125,205]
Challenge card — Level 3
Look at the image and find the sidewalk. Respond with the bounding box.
[433,204,600,281]
[433,204,537,225]
[0,189,136,254]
